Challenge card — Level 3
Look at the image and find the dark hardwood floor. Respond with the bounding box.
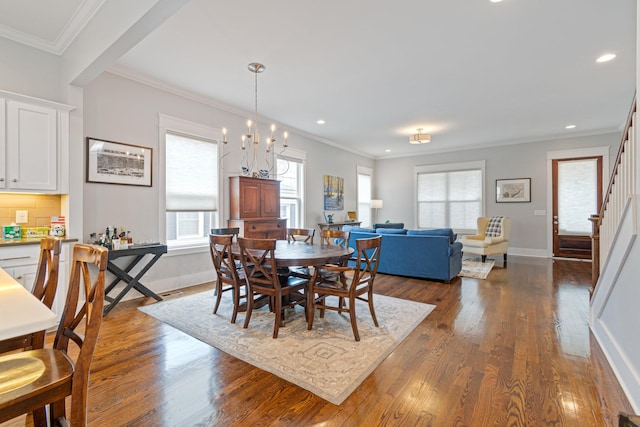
[2,256,633,426]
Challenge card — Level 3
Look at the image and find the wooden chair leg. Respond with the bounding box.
[31,407,47,427]
[212,282,223,314]
[349,297,360,342]
[243,291,254,329]
[273,295,281,339]
[49,399,66,426]
[230,286,239,324]
[481,255,487,263]
[503,253,508,264]
[368,289,379,327]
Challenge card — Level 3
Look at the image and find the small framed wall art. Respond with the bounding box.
[496,178,531,203]
[86,137,152,187]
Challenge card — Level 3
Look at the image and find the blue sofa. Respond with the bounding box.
[344,226,463,282]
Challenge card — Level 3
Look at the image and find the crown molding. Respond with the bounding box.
[107,66,375,160]
[0,0,105,55]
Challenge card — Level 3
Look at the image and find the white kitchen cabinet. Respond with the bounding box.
[0,90,73,193]
[0,243,69,323]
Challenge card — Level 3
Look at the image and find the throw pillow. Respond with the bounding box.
[373,223,405,229]
[485,216,504,237]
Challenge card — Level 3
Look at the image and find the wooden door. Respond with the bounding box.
[238,178,260,218]
[260,180,280,218]
[552,156,602,259]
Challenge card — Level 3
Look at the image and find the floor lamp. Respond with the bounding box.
[371,199,383,225]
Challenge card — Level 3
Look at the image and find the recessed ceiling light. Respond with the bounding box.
[385,149,391,152]
[596,53,616,63]
[565,125,576,129]
[490,0,503,3]
[316,119,325,125]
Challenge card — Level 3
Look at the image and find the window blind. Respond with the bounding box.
[416,168,482,230]
[166,133,218,212]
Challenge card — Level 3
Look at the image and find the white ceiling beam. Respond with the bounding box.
[61,0,189,87]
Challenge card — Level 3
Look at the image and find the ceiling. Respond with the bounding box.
[0,0,636,159]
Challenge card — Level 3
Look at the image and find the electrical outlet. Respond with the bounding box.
[16,210,28,223]
[534,210,546,216]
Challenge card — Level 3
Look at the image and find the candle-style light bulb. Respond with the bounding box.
[222,127,227,144]
[246,120,252,137]
[241,135,246,150]
[283,131,288,147]
[270,124,276,142]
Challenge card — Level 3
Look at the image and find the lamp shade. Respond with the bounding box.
[371,199,383,209]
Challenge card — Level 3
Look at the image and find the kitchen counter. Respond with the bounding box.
[0,237,78,247]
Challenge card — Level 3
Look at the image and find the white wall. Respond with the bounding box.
[83,72,374,296]
[0,38,62,102]
[375,133,620,255]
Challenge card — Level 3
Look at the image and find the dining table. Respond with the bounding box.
[0,267,57,342]
[231,239,354,322]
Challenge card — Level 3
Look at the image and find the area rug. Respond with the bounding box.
[459,259,495,279]
[138,292,435,405]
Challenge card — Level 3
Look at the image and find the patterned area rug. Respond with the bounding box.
[459,259,495,279]
[139,292,435,405]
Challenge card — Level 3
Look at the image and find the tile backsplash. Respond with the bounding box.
[0,194,61,228]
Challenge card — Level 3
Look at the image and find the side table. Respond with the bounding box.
[317,221,362,231]
[103,244,167,315]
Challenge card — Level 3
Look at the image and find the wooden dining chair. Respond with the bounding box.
[0,236,61,354]
[0,243,108,427]
[308,235,382,341]
[209,233,247,323]
[317,229,351,280]
[238,237,311,338]
[286,228,315,244]
[210,227,240,240]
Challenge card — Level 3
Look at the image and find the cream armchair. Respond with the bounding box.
[460,216,511,263]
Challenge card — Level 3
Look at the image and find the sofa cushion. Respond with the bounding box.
[342,226,376,233]
[373,223,404,229]
[376,228,407,235]
[407,228,457,244]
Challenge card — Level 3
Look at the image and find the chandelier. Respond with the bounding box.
[222,62,288,178]
[409,128,430,144]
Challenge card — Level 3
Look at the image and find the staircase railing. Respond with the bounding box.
[591,94,637,289]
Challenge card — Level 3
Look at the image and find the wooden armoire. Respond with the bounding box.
[228,176,287,239]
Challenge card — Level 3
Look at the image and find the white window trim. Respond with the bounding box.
[277,147,306,227]
[158,113,224,252]
[357,165,373,226]
[414,160,486,232]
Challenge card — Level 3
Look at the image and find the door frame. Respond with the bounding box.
[546,146,610,258]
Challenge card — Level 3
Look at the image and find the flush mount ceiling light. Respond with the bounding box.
[565,124,576,129]
[596,53,616,63]
[316,119,325,124]
[409,128,431,144]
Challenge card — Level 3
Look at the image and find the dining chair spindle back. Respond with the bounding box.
[0,243,108,427]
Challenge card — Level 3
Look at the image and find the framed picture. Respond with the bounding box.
[86,137,152,187]
[323,175,344,210]
[496,178,531,203]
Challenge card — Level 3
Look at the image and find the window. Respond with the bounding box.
[415,161,485,232]
[357,165,373,226]
[277,148,306,228]
[160,115,221,249]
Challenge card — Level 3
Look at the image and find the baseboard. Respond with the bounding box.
[506,247,548,258]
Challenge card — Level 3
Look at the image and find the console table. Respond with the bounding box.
[317,221,361,231]
[103,244,167,315]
